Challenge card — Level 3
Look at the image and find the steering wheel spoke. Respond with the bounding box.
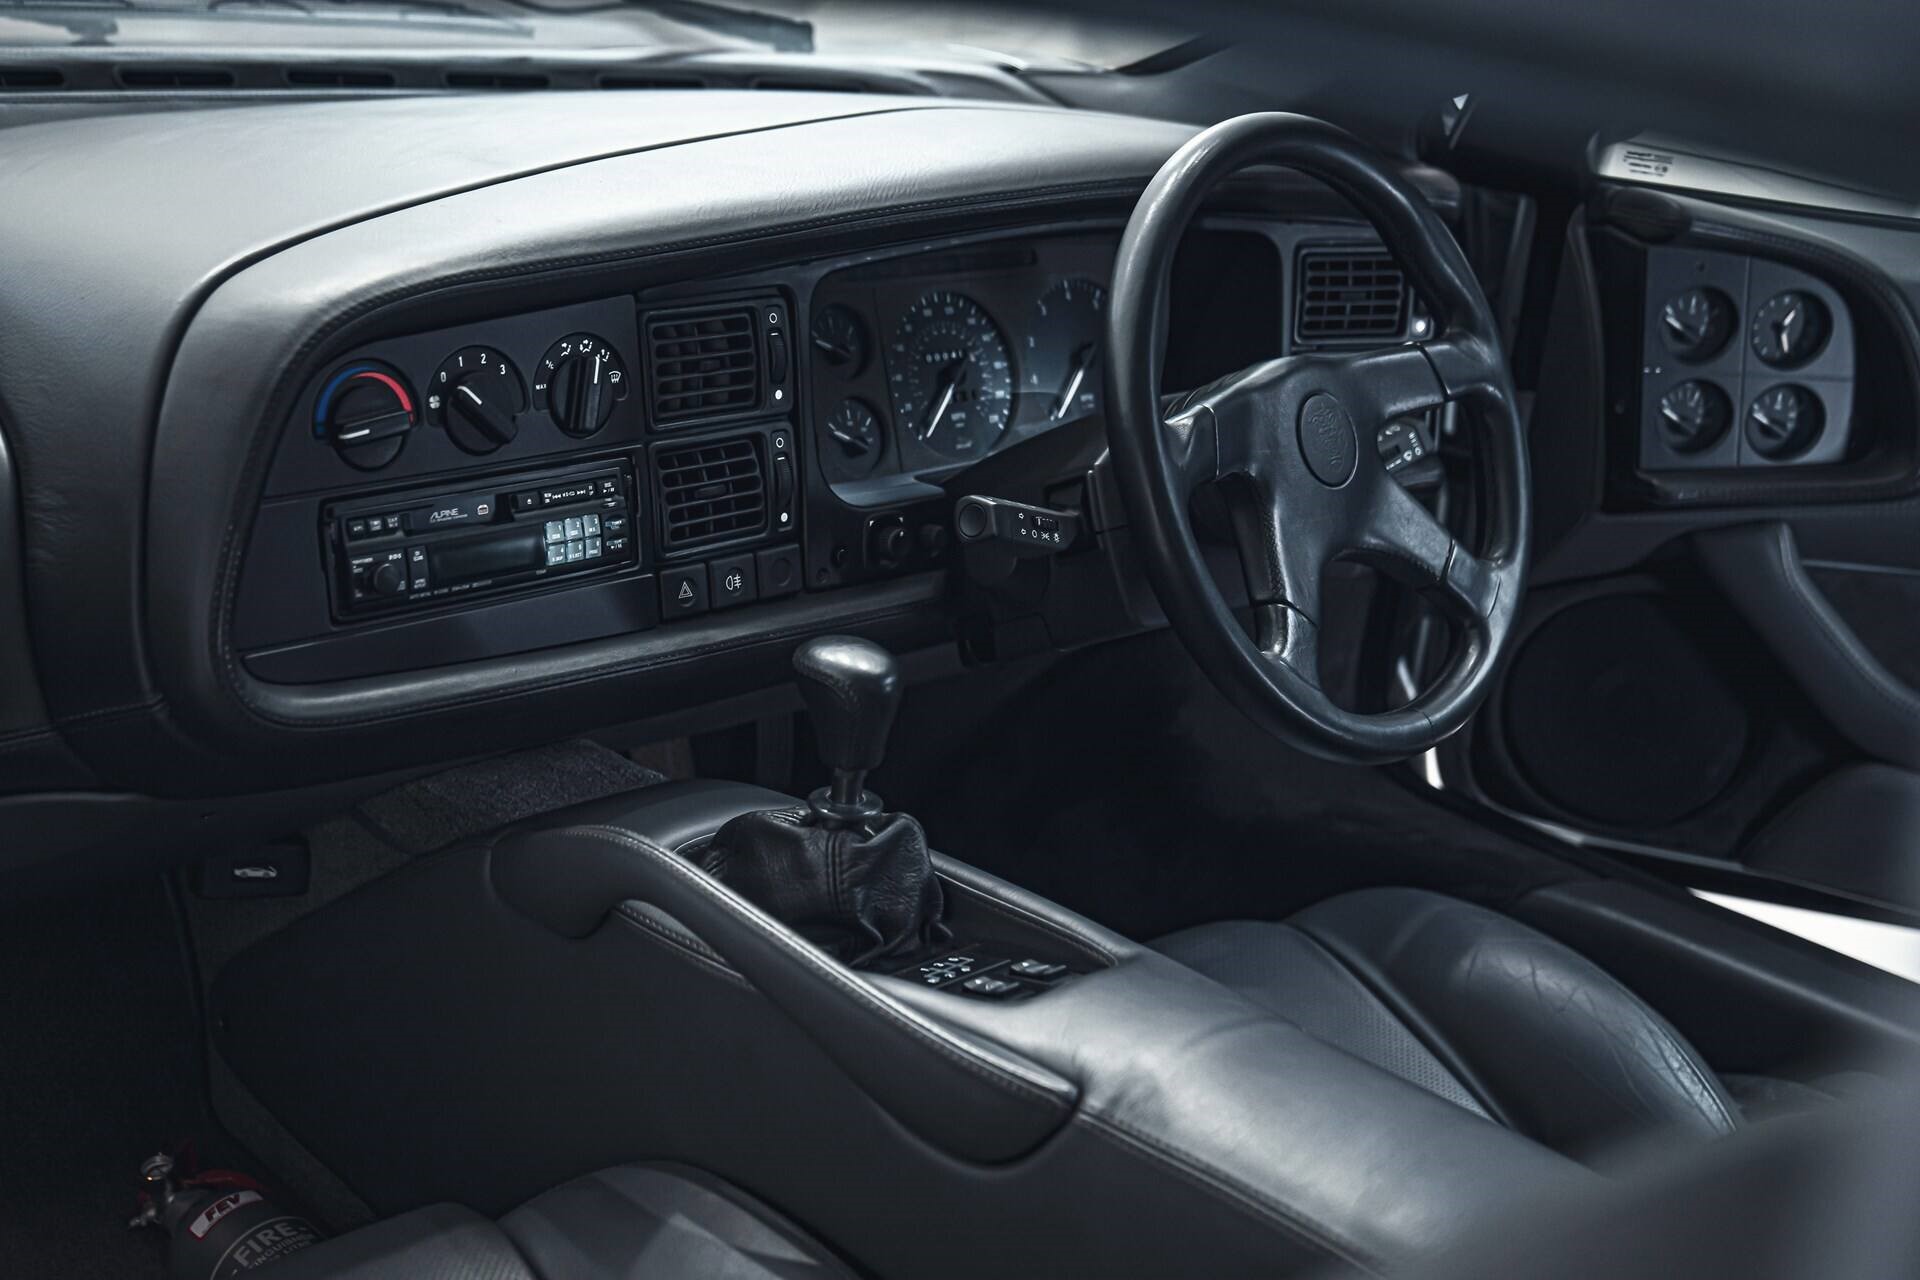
[1355,474,1501,628]
[1338,345,1450,425]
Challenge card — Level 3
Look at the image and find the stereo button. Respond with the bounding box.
[545,542,566,567]
[544,520,565,543]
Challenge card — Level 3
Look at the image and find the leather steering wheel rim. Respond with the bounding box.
[1106,113,1530,763]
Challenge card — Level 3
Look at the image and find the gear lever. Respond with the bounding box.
[703,635,947,964]
[792,635,901,828]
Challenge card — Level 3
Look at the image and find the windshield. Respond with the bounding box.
[0,0,1189,68]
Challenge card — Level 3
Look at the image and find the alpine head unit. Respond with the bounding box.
[324,459,638,619]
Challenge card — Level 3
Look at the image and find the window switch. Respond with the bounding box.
[1008,959,1067,980]
[959,974,1022,999]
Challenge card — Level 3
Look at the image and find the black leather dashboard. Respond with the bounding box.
[0,92,1211,804]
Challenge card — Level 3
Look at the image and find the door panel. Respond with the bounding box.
[1453,189,1920,922]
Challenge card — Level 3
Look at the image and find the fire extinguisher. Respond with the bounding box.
[130,1151,324,1278]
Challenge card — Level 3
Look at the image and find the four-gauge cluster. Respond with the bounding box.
[807,237,1114,487]
[1639,247,1856,470]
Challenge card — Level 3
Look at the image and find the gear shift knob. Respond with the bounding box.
[793,635,901,823]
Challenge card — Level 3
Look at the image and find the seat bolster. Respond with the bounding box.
[499,1163,856,1280]
[261,1203,534,1280]
[1292,888,1740,1157]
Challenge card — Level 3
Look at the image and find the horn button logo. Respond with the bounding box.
[1297,392,1359,487]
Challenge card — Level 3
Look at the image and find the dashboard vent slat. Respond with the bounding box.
[647,308,761,425]
[655,435,768,550]
[0,66,66,89]
[1295,247,1408,344]
[445,70,550,90]
[286,67,399,89]
[117,66,238,89]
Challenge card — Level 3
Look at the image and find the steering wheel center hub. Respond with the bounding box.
[1297,392,1359,487]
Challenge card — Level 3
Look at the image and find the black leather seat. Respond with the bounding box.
[1155,888,1742,1161]
[267,1163,854,1280]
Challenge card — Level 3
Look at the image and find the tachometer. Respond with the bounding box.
[886,291,1013,461]
[1025,277,1107,423]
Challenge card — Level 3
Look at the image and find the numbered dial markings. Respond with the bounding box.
[1025,278,1107,423]
[887,291,1013,461]
[533,333,630,437]
[427,346,526,454]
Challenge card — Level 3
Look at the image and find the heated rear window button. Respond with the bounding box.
[661,565,708,618]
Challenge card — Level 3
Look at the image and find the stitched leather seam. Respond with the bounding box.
[1304,909,1739,1135]
[562,825,1071,1110]
[207,179,1145,723]
[939,875,1121,965]
[1077,1110,1376,1274]
[612,904,753,991]
[1284,924,1512,1128]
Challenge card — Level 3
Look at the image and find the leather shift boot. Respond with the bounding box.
[703,806,948,966]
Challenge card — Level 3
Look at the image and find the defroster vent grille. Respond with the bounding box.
[656,435,767,549]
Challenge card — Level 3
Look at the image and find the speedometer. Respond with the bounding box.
[886,291,1013,461]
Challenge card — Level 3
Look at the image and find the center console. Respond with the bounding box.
[209,639,1590,1279]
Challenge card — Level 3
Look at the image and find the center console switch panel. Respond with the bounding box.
[890,946,1076,1002]
[324,460,637,619]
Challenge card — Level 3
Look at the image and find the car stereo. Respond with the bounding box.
[324,459,638,619]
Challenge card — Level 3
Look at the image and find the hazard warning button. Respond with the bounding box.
[660,564,709,619]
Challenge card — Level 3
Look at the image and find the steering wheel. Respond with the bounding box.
[1106,114,1530,764]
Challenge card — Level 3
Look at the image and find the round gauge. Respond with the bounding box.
[1746,384,1825,459]
[1024,277,1108,423]
[532,333,629,437]
[1657,380,1733,454]
[810,304,870,376]
[820,398,884,481]
[886,291,1013,462]
[1658,287,1734,362]
[426,345,526,454]
[1750,290,1831,368]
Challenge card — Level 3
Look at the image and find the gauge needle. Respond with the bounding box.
[813,335,853,361]
[1775,305,1800,352]
[921,369,959,441]
[827,423,866,451]
[1052,343,1096,421]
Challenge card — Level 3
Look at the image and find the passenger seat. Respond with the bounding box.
[265,1163,854,1280]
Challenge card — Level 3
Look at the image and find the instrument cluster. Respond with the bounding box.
[806,234,1115,492]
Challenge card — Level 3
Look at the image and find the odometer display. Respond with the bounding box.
[886,291,1013,461]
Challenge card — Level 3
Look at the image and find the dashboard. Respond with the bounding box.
[227,217,1403,688]
[4,86,1915,887]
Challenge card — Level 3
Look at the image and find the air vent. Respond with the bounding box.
[286,67,398,88]
[117,66,238,89]
[0,66,65,89]
[445,70,549,90]
[598,73,707,89]
[647,308,761,425]
[656,436,768,550]
[1295,247,1408,344]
